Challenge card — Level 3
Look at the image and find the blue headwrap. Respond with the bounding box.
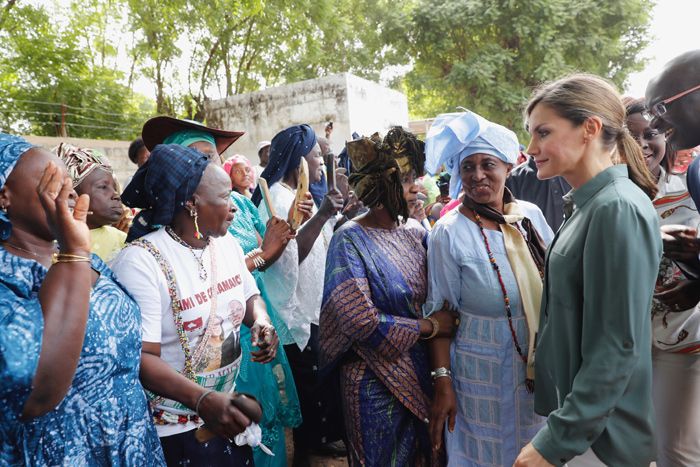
[251,124,317,205]
[425,110,519,199]
[0,133,35,240]
[122,144,210,242]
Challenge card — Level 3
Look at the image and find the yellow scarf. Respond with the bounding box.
[501,202,543,382]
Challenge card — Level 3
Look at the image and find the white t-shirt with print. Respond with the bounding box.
[111,228,259,437]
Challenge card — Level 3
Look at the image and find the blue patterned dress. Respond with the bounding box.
[425,203,553,467]
[320,221,438,467]
[228,191,301,467]
[0,246,165,466]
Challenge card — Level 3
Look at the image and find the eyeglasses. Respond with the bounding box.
[645,82,700,120]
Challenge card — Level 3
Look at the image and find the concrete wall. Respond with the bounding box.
[24,135,134,188]
[22,74,410,188]
[205,73,409,163]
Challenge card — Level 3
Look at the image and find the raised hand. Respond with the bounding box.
[319,189,344,219]
[288,192,314,227]
[260,216,293,266]
[113,206,133,233]
[37,161,90,254]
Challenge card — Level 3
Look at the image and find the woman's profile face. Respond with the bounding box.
[401,170,419,213]
[459,154,510,210]
[526,103,586,181]
[626,112,666,178]
[303,143,323,184]
[191,164,237,239]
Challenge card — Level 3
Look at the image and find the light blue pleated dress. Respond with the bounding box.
[425,201,553,467]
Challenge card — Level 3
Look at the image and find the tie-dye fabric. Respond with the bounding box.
[0,247,165,466]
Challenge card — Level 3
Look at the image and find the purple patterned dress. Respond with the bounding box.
[320,221,440,467]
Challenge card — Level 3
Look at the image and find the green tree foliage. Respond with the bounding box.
[0,0,652,140]
[0,1,153,139]
[175,0,410,119]
[404,0,653,135]
[127,0,186,116]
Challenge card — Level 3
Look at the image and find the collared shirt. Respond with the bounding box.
[506,157,571,231]
[532,165,662,467]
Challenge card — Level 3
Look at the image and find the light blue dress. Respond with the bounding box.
[0,247,164,466]
[425,201,554,467]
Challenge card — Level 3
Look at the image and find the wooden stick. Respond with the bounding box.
[290,158,309,230]
[325,153,336,191]
[257,178,276,218]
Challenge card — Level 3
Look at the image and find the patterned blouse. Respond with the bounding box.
[0,247,165,466]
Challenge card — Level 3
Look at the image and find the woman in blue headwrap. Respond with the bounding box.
[252,124,347,462]
[111,144,282,466]
[423,111,554,466]
[0,133,164,465]
[140,116,300,467]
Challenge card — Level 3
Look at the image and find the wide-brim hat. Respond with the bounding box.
[142,116,245,154]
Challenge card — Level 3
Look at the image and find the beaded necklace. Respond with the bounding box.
[473,210,529,365]
[165,226,209,281]
[132,238,219,383]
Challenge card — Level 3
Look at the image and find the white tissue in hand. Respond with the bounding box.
[234,423,274,456]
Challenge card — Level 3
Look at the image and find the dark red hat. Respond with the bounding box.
[141,116,244,155]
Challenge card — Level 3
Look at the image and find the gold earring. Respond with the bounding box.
[190,208,203,239]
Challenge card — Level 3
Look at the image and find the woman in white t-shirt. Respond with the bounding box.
[112,144,278,466]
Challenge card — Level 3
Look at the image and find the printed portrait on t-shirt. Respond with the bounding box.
[221,300,245,367]
[200,315,225,373]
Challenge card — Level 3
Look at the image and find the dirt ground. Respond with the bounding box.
[284,428,348,467]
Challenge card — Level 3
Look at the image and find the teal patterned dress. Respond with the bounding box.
[0,247,164,466]
[229,191,302,467]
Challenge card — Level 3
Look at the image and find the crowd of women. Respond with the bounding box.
[2,49,700,467]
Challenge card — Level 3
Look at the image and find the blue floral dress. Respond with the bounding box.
[228,191,302,467]
[0,246,164,466]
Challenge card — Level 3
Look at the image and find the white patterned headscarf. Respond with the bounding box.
[54,142,113,188]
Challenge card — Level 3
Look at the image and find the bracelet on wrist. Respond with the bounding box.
[194,389,216,417]
[420,316,440,340]
[52,253,91,264]
[430,367,452,380]
[246,248,267,270]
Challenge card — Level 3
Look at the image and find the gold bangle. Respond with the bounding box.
[52,253,91,264]
[421,316,440,340]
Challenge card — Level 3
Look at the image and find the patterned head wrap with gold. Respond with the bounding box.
[54,142,113,188]
[346,127,425,223]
